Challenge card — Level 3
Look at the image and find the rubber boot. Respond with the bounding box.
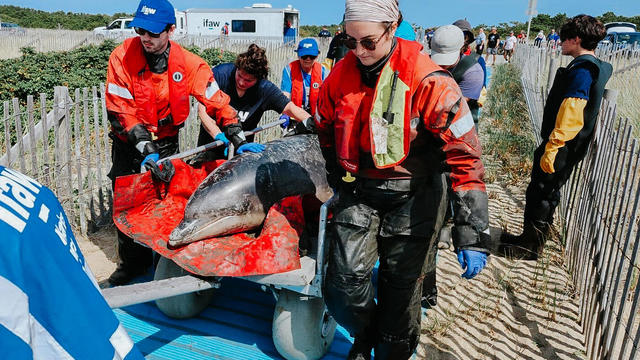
[421,270,437,310]
[436,223,452,249]
[347,336,373,360]
[107,231,153,286]
[498,220,549,260]
[107,263,149,286]
[374,335,418,360]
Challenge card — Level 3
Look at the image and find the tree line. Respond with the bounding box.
[0,5,131,30]
[471,12,639,38]
[1,4,637,37]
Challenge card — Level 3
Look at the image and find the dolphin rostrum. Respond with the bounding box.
[169,134,333,247]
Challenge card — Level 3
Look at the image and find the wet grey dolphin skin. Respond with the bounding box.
[169,134,333,247]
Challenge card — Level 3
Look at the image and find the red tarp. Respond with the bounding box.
[112,159,304,277]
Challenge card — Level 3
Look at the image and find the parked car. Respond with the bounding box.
[0,22,26,35]
[604,22,637,34]
[600,32,640,49]
[93,18,135,37]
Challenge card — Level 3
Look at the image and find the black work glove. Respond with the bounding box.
[283,117,317,137]
[143,158,175,183]
[223,123,247,149]
[127,124,159,156]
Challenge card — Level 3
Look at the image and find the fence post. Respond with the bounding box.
[40,93,52,187]
[82,87,95,230]
[26,95,38,178]
[603,89,619,104]
[3,101,11,167]
[546,57,558,96]
[91,86,107,221]
[62,86,75,213]
[12,98,26,174]
[52,87,62,196]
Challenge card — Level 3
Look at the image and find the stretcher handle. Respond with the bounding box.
[316,193,339,281]
[156,118,287,166]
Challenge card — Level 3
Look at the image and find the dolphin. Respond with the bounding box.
[169,134,333,247]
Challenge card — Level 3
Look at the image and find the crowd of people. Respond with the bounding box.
[1,0,612,358]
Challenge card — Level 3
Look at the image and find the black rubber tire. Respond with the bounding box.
[153,257,215,319]
[272,289,337,360]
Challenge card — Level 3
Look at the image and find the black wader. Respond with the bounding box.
[108,134,179,275]
[324,174,447,359]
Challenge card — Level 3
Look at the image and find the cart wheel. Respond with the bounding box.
[153,257,215,319]
[272,289,337,360]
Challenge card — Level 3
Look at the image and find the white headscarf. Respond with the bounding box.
[344,0,399,23]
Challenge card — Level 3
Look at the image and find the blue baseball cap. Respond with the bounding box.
[296,38,319,57]
[129,0,176,34]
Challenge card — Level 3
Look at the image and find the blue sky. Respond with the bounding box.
[2,0,639,27]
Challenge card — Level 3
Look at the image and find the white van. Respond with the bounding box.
[93,18,135,37]
[604,22,637,34]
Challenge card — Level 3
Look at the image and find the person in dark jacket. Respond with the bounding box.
[196,44,312,159]
[325,24,349,70]
[424,23,488,309]
[500,15,612,260]
[318,26,332,38]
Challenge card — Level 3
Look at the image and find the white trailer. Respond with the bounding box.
[181,3,299,42]
[94,3,299,42]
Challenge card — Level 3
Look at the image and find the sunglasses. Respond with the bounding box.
[135,27,166,38]
[300,55,317,60]
[344,23,392,51]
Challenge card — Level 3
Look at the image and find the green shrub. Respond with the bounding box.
[0,40,118,102]
[182,46,237,68]
[0,42,237,102]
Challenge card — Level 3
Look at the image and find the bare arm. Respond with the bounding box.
[282,101,311,121]
[198,103,223,138]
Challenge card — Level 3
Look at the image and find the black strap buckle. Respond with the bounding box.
[157,114,173,127]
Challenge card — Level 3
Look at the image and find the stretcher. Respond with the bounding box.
[101,121,339,360]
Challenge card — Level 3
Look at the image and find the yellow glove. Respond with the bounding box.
[477,87,487,107]
[540,149,556,173]
[540,97,587,174]
[322,58,334,71]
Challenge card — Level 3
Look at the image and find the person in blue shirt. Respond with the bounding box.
[197,44,313,158]
[0,166,143,360]
[395,20,415,41]
[548,28,561,48]
[280,38,328,116]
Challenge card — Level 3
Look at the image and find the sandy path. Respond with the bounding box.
[416,107,586,359]
[77,225,117,283]
[417,181,585,360]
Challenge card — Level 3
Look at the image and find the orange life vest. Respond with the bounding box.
[289,60,322,115]
[327,39,441,173]
[114,37,190,136]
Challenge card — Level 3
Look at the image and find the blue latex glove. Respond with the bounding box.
[141,153,159,169]
[279,114,291,129]
[457,249,487,279]
[214,132,229,146]
[237,142,266,154]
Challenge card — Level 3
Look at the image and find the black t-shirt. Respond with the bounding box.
[197,63,290,146]
[487,33,500,48]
